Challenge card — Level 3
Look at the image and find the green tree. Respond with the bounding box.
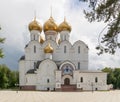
[0,27,5,58]
[102,67,116,86]
[9,71,19,88]
[113,68,120,89]
[102,67,120,89]
[80,0,120,55]
[0,64,19,89]
[0,65,10,88]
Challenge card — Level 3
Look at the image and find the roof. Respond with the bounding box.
[79,70,106,73]
[26,69,35,74]
[19,55,25,60]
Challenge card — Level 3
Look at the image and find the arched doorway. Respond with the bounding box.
[64,78,70,85]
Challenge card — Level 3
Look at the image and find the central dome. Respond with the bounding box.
[43,16,58,32]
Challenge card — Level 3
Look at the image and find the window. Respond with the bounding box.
[80,77,83,83]
[34,35,35,40]
[64,46,66,53]
[78,62,80,70]
[95,77,98,83]
[47,79,49,83]
[64,35,66,40]
[34,45,36,53]
[50,36,52,40]
[78,46,80,53]
[34,62,36,69]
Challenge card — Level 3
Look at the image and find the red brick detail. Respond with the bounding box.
[20,85,35,90]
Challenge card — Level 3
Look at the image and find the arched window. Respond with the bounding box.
[64,46,66,53]
[78,62,80,70]
[50,36,52,40]
[34,62,36,69]
[34,45,36,53]
[95,77,98,83]
[47,79,49,83]
[78,46,80,53]
[34,35,35,40]
[80,77,83,83]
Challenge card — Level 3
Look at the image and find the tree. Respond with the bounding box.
[80,0,120,55]
[0,65,10,88]
[0,27,5,58]
[102,67,120,89]
[102,67,116,87]
[0,64,19,89]
[113,68,120,89]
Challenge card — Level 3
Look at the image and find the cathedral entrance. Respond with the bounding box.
[61,77,76,91]
[64,78,70,85]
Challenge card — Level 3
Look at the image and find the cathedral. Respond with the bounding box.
[19,14,108,91]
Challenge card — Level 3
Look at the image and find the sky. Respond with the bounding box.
[0,0,120,70]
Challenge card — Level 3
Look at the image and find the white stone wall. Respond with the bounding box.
[77,72,107,90]
[26,74,37,85]
[36,59,57,90]
[19,60,26,85]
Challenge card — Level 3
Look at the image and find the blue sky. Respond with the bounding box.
[0,0,120,70]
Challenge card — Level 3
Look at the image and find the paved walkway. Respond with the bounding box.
[0,90,120,102]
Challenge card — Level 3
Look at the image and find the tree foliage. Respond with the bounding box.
[102,67,120,89]
[0,27,5,58]
[0,64,19,89]
[80,0,120,55]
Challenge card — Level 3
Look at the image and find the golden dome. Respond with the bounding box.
[44,43,54,53]
[28,18,42,32]
[58,18,71,32]
[39,35,45,44]
[43,16,58,32]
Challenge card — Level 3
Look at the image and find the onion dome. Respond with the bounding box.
[43,16,58,32]
[44,43,54,53]
[58,17,71,32]
[28,17,42,33]
[39,35,45,44]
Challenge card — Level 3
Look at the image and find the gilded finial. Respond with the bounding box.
[34,10,36,21]
[50,6,52,17]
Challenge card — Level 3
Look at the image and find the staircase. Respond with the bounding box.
[61,85,76,91]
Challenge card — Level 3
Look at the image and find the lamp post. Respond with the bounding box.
[91,82,94,93]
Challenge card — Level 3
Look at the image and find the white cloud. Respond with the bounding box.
[0,0,120,70]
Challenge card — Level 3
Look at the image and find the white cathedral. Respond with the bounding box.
[19,14,108,91]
